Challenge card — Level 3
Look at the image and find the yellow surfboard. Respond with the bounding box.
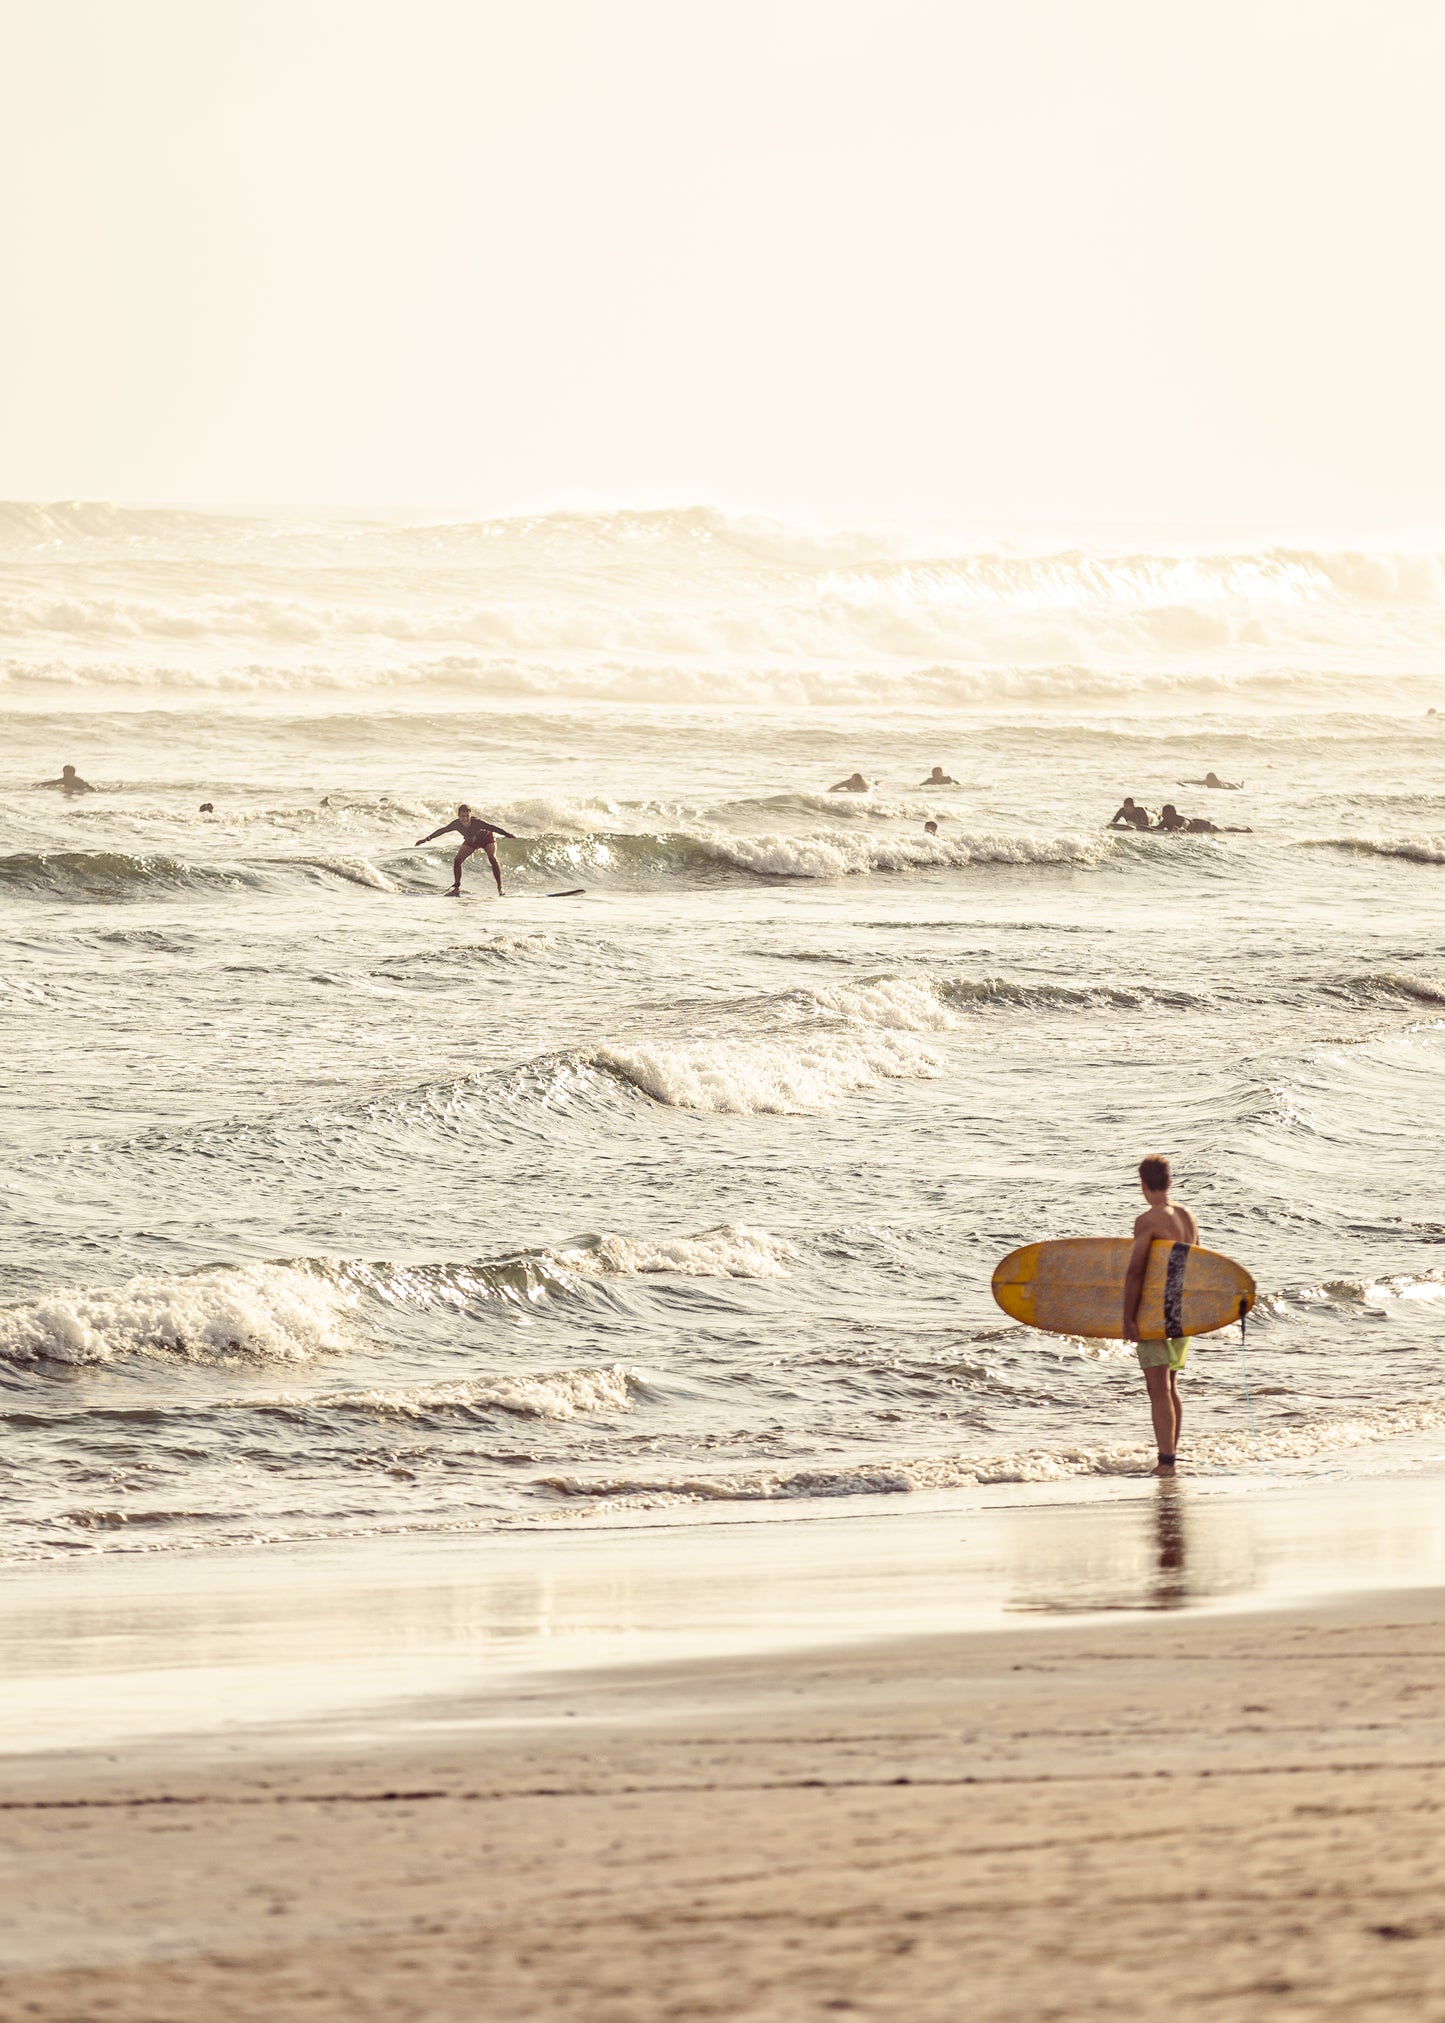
[991,1238,1256,1342]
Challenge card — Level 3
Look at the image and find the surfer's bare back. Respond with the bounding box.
[415,804,516,897]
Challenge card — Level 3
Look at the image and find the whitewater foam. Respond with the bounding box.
[597,1028,944,1113]
[318,1362,642,1422]
[6,507,1445,689]
[0,1262,358,1367]
[0,1225,802,1371]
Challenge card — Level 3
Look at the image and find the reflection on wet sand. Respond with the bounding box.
[1151,1483,1188,1609]
[1006,1487,1260,1616]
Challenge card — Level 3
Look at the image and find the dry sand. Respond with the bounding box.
[5,1583,1445,2020]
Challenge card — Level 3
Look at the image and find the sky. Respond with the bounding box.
[1,0,1442,525]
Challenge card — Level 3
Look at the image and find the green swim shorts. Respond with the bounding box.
[1137,1336,1190,1372]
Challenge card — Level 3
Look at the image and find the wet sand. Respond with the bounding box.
[8,1480,1440,2014]
[4,1481,1445,2018]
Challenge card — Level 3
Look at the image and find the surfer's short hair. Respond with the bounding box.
[457,803,470,814]
[1138,1155,1171,1193]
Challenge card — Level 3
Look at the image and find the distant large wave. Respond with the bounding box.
[3,502,1444,703]
[0,824,1206,900]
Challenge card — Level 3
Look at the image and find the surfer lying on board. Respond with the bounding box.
[1122,1155,1198,1475]
[1106,797,1152,830]
[1153,803,1252,835]
[414,805,517,897]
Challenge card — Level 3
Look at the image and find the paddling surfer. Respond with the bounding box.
[1106,797,1151,830]
[1122,1155,1198,1476]
[36,764,95,794]
[414,804,516,897]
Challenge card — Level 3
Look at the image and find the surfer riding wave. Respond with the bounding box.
[415,804,517,896]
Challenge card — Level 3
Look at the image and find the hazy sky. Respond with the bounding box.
[2,0,1442,523]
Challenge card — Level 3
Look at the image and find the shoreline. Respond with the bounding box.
[6,1461,1445,1761]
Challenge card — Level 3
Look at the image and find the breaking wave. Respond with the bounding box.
[1287,1269,1445,1310]
[0,849,401,901]
[0,829,1152,905]
[596,1028,944,1114]
[1331,972,1445,1006]
[0,1227,798,1367]
[0,1261,360,1368]
[1298,836,1445,867]
[315,1362,644,1422]
[5,503,1445,703]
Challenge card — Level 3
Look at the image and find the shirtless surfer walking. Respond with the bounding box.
[1122,1155,1198,1475]
[415,804,516,896]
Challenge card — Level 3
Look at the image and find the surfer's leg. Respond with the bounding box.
[449,842,476,893]
[1168,1369,1183,1454]
[481,835,503,896]
[1142,1365,1176,1469]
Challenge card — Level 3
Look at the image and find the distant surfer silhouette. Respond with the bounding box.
[829,773,871,793]
[415,804,516,897]
[921,766,958,786]
[1122,1155,1198,1476]
[1178,771,1242,790]
[37,764,95,794]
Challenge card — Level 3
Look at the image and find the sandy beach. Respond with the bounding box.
[5,1482,1445,2020]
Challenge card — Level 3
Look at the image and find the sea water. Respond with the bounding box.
[4,501,1445,1561]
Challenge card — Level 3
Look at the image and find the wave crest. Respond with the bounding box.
[596,1029,944,1114]
[0,1262,357,1367]
[317,1362,642,1422]
[0,1227,798,1366]
[1299,836,1445,867]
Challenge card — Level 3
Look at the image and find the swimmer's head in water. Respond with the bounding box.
[61,765,77,779]
[923,820,938,835]
[1161,803,1179,819]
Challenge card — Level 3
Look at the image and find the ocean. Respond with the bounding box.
[4,500,1445,1563]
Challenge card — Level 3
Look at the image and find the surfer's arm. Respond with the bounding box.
[415,821,460,846]
[1122,1228,1153,1342]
